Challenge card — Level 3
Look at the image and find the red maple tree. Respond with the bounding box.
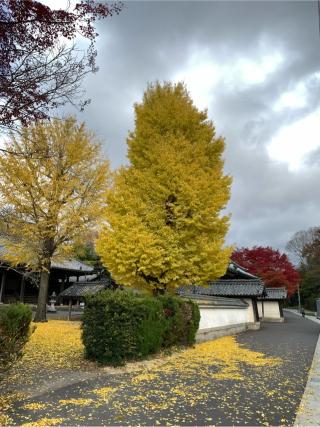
[231,246,300,297]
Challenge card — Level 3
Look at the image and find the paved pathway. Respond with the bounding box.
[7,312,320,426]
[289,311,320,426]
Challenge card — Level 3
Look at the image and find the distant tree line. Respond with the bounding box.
[286,227,320,310]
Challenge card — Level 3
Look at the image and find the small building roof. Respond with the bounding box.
[59,281,109,298]
[180,279,266,298]
[260,287,287,300]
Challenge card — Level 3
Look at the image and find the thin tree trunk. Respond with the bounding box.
[34,267,50,322]
[152,287,166,296]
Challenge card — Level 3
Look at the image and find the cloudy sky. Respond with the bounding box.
[63,1,320,252]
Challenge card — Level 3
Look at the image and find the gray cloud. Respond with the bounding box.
[68,1,320,252]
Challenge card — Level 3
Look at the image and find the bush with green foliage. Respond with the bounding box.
[0,303,32,377]
[82,290,200,366]
[159,294,200,347]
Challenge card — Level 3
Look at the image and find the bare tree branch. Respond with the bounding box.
[0,0,123,133]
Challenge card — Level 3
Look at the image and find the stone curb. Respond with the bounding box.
[286,311,320,426]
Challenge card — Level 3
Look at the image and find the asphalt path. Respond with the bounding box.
[9,311,320,426]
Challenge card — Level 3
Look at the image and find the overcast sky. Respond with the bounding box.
[62,1,320,253]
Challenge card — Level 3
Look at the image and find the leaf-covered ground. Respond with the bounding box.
[1,312,319,426]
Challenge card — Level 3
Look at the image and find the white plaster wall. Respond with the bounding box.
[199,306,248,330]
[243,298,255,323]
[258,301,280,319]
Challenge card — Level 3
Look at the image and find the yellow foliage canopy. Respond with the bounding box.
[96,82,232,292]
[0,117,110,270]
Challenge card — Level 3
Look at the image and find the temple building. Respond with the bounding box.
[0,260,95,304]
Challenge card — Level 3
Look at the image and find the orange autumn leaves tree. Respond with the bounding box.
[0,118,110,321]
[96,82,232,294]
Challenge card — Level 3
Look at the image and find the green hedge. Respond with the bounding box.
[159,294,200,347]
[0,303,32,377]
[82,290,200,366]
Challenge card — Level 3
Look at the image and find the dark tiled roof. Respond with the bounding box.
[181,294,248,308]
[59,281,109,297]
[260,287,287,300]
[51,259,94,273]
[179,279,266,298]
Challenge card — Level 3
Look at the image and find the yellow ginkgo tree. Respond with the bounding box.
[0,117,110,321]
[96,82,232,294]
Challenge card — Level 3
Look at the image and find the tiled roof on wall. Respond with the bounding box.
[260,287,287,300]
[179,279,266,298]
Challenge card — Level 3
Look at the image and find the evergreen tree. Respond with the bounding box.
[96,82,232,293]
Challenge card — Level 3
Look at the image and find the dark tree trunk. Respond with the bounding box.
[152,287,166,296]
[34,267,50,322]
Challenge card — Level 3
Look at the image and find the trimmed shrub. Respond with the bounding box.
[82,290,200,366]
[160,295,200,347]
[82,290,166,365]
[0,303,32,377]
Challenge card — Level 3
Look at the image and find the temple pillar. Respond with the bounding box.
[20,275,26,302]
[279,301,284,318]
[252,298,259,323]
[68,299,72,321]
[58,276,68,305]
[0,270,7,303]
[59,276,67,294]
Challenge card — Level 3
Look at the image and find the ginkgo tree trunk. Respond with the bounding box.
[96,82,233,294]
[0,117,110,321]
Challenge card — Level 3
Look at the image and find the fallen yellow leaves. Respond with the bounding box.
[131,372,158,384]
[0,392,26,425]
[58,398,95,406]
[22,403,49,411]
[0,413,12,426]
[17,323,280,387]
[22,417,65,426]
[1,320,283,426]
[91,386,115,401]
[4,320,279,385]
[88,336,281,420]
[21,320,84,370]
[0,321,90,426]
[151,335,280,381]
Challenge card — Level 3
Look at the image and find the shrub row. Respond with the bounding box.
[0,303,32,378]
[82,290,200,366]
